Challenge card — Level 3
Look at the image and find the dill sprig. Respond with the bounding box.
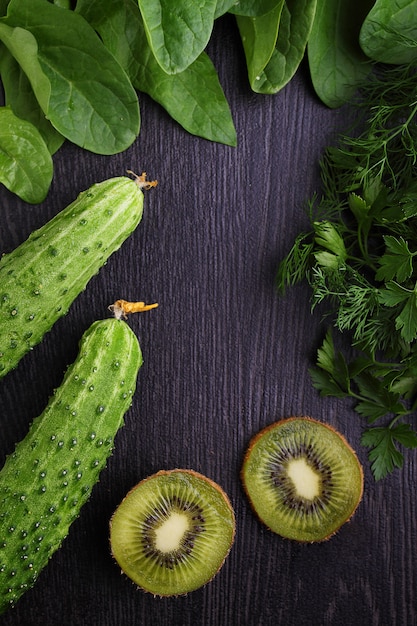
[277,62,417,480]
[331,63,417,194]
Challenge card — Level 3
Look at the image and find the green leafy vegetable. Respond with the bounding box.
[237,0,316,94]
[133,50,237,145]
[360,0,417,65]
[307,0,373,108]
[0,0,140,154]
[137,0,218,74]
[378,282,417,344]
[277,62,417,479]
[214,0,237,19]
[77,0,236,146]
[270,0,317,90]
[375,236,415,283]
[229,0,281,16]
[53,0,72,7]
[236,3,283,93]
[361,424,417,481]
[0,44,64,154]
[75,0,141,83]
[0,106,53,203]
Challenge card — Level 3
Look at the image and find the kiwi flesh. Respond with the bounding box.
[241,417,363,542]
[109,469,235,596]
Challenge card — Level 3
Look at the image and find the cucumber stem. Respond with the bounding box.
[109,299,159,320]
[127,170,158,190]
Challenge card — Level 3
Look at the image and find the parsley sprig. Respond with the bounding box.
[277,63,417,480]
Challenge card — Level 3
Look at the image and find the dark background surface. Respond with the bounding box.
[1,16,416,626]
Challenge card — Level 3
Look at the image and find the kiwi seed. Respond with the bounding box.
[109,469,235,596]
[241,417,363,542]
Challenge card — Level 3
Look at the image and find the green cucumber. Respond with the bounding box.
[0,316,142,614]
[0,173,155,378]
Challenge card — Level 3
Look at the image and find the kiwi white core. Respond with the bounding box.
[287,458,320,500]
[154,512,190,552]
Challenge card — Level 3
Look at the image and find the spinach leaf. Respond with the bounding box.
[359,0,417,64]
[269,0,317,91]
[138,0,218,74]
[0,45,64,154]
[236,3,283,91]
[134,49,237,146]
[229,0,282,16]
[215,0,236,18]
[238,0,316,95]
[53,0,72,7]
[308,0,372,108]
[0,0,140,154]
[78,0,236,146]
[0,106,53,203]
[75,0,141,82]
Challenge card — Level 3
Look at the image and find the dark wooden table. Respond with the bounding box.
[1,16,416,626]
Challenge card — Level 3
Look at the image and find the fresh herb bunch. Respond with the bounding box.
[277,62,417,480]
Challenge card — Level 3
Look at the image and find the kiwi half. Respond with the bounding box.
[109,469,235,596]
[241,417,363,542]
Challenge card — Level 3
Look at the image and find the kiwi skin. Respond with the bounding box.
[241,416,364,543]
[109,469,236,597]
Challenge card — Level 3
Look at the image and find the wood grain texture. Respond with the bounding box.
[1,15,416,626]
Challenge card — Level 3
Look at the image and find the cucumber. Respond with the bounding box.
[0,316,143,614]
[0,173,155,378]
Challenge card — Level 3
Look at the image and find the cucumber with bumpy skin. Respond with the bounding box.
[0,173,156,378]
[0,315,142,614]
